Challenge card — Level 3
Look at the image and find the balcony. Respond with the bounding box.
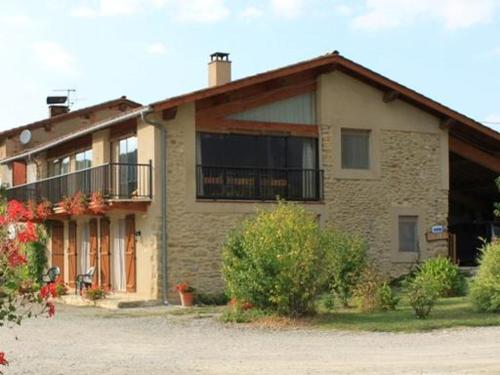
[196,166,323,201]
[6,162,152,204]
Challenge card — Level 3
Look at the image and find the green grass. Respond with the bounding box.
[312,296,500,332]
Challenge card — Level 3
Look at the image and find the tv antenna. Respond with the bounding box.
[53,89,77,108]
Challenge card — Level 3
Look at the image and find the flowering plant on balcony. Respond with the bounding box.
[0,199,56,373]
[60,192,88,216]
[89,192,107,215]
[35,200,52,220]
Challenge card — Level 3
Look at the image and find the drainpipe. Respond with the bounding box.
[141,109,169,305]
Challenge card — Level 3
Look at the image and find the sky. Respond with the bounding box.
[1,0,500,132]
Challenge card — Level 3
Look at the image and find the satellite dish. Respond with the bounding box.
[19,129,32,145]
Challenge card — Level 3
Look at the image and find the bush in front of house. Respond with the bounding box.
[406,274,441,319]
[470,240,500,313]
[196,292,230,306]
[416,256,467,297]
[323,229,367,307]
[353,265,399,312]
[222,201,328,317]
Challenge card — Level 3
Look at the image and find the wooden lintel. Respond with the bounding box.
[382,90,399,103]
[197,118,319,137]
[449,136,500,174]
[162,107,178,121]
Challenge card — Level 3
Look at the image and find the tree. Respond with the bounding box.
[0,199,56,373]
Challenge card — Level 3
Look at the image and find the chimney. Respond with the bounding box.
[49,105,70,118]
[208,52,231,87]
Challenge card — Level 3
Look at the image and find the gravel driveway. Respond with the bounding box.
[1,304,499,375]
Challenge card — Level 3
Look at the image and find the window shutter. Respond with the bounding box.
[99,218,111,291]
[125,215,136,292]
[89,219,98,285]
[68,221,78,287]
[51,221,65,282]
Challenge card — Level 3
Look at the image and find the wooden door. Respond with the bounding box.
[100,218,111,291]
[51,221,64,281]
[68,221,78,288]
[89,219,98,285]
[12,161,27,186]
[125,215,136,292]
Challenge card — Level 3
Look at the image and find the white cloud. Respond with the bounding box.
[352,0,497,31]
[335,4,353,16]
[100,0,143,16]
[71,0,144,18]
[71,0,229,22]
[491,47,500,56]
[175,0,230,22]
[271,0,303,19]
[33,42,78,75]
[147,42,167,55]
[0,15,32,27]
[239,6,264,19]
[70,5,98,18]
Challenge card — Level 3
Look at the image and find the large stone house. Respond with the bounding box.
[1,52,499,303]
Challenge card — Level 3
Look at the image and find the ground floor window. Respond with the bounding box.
[398,215,419,253]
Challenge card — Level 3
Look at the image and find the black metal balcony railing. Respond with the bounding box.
[196,165,324,201]
[6,162,152,203]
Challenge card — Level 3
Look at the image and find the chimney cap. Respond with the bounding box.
[210,52,230,62]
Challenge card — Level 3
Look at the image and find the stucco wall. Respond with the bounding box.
[159,70,449,301]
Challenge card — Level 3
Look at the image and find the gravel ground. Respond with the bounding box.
[1,303,500,375]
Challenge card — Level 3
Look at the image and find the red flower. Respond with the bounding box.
[0,352,8,366]
[18,222,38,243]
[175,282,193,293]
[0,215,7,226]
[39,283,58,299]
[7,200,26,221]
[7,252,27,267]
[46,302,55,317]
[36,200,52,220]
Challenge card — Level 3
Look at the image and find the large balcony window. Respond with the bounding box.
[196,133,323,201]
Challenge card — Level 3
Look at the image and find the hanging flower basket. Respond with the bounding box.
[36,200,53,220]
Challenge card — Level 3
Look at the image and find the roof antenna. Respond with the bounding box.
[53,89,77,108]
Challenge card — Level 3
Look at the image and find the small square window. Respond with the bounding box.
[341,129,370,170]
[399,216,419,252]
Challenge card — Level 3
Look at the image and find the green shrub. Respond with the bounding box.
[416,256,466,297]
[406,275,440,319]
[470,241,500,312]
[84,286,106,302]
[196,292,229,306]
[378,282,399,311]
[222,202,328,317]
[323,230,367,307]
[221,307,267,323]
[25,227,48,283]
[353,266,399,312]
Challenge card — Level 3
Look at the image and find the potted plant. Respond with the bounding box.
[36,200,53,220]
[89,192,107,214]
[69,192,88,215]
[175,282,195,307]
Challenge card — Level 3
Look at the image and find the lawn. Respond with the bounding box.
[312,296,500,332]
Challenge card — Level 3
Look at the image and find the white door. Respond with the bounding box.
[112,219,126,291]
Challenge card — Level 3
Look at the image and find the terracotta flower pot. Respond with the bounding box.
[179,292,194,307]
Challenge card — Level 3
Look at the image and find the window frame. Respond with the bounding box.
[391,207,425,263]
[333,125,380,180]
[341,128,371,170]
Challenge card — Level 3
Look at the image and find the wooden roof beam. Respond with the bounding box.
[383,90,399,103]
[450,136,500,174]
